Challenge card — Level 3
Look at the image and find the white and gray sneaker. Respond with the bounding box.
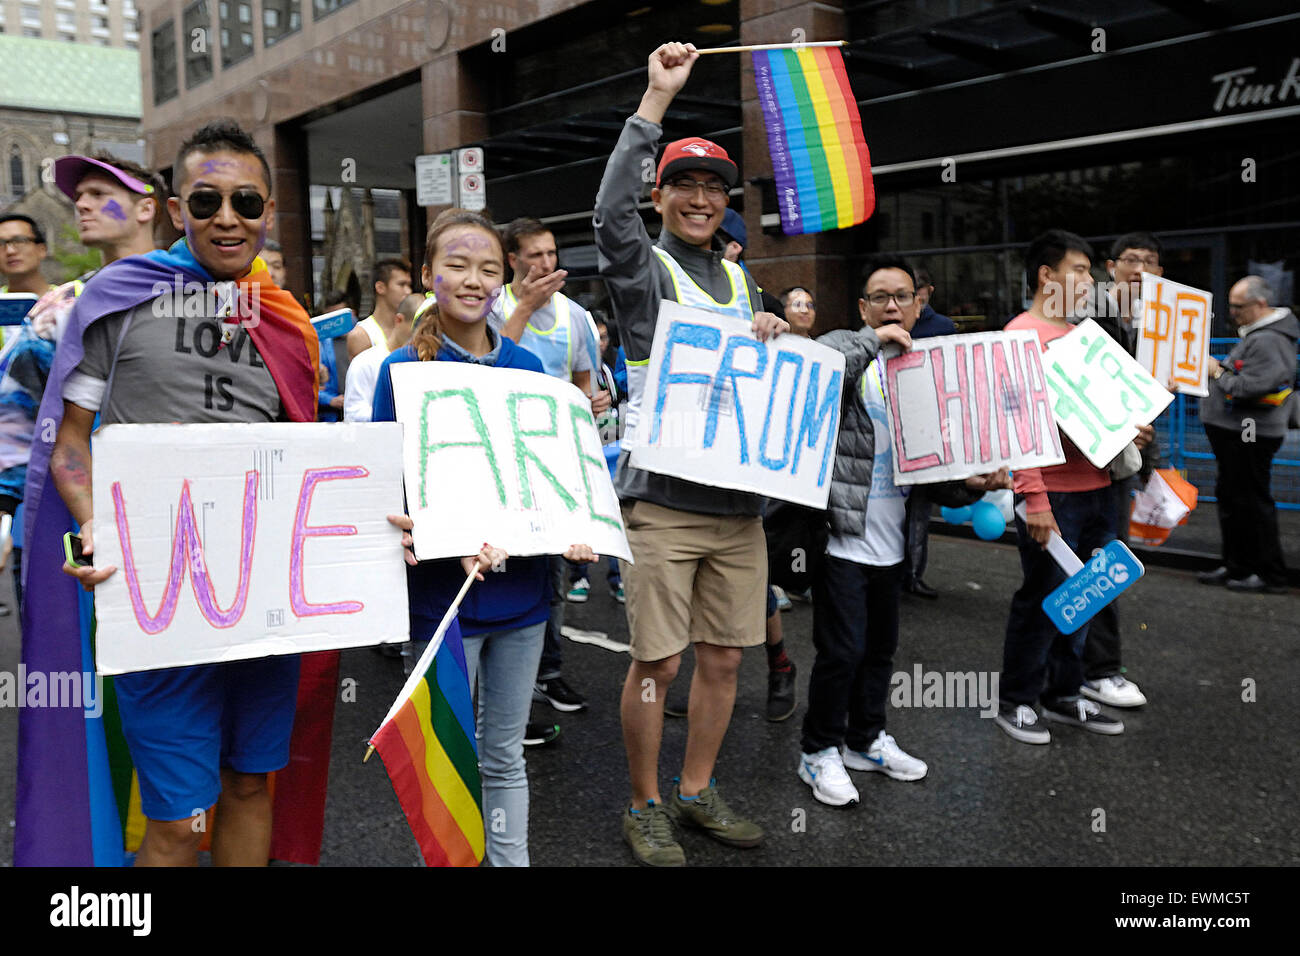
[798,747,860,806]
[1041,697,1125,735]
[1080,675,1147,708]
[995,703,1051,745]
[842,731,928,781]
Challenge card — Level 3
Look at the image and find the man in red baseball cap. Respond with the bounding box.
[594,40,789,866]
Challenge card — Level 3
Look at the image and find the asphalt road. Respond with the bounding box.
[3,528,1297,868]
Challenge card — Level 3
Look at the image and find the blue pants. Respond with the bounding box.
[463,622,545,867]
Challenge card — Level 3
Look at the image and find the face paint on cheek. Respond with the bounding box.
[478,284,502,319]
[432,275,450,307]
[102,199,128,221]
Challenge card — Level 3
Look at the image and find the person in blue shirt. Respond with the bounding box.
[372,208,596,866]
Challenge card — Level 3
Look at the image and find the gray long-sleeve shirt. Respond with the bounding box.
[593,113,766,516]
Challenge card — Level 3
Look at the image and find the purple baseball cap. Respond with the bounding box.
[53,155,155,200]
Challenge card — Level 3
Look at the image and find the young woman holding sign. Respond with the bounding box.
[373,209,597,866]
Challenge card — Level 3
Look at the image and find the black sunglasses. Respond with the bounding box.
[185,189,266,221]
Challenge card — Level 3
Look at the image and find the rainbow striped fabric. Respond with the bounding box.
[752,45,875,235]
[371,616,485,867]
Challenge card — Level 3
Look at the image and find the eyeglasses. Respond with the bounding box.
[664,179,728,197]
[184,189,266,221]
[0,236,38,250]
[1116,254,1159,267]
[865,291,916,308]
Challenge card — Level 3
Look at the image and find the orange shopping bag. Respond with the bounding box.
[1129,468,1199,546]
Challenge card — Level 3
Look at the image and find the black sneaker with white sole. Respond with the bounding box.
[1041,696,1124,735]
[994,702,1051,744]
[523,721,560,747]
[533,676,587,712]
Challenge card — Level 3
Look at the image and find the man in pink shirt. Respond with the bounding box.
[995,230,1151,745]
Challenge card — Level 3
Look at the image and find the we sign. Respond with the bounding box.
[628,302,847,508]
[91,423,410,675]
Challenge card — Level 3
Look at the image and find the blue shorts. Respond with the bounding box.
[113,655,301,822]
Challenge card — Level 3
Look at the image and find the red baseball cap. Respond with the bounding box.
[656,138,738,189]
[54,155,156,200]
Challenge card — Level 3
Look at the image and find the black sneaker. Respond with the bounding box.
[533,676,587,712]
[664,688,689,718]
[1197,565,1229,585]
[1041,697,1124,735]
[522,721,560,747]
[766,664,797,721]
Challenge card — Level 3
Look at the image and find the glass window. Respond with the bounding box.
[10,147,25,197]
[220,1,254,66]
[183,1,212,88]
[263,0,300,47]
[152,18,178,104]
[313,0,357,19]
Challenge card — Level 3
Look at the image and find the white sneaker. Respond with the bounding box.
[1080,675,1147,708]
[797,748,860,806]
[842,731,928,781]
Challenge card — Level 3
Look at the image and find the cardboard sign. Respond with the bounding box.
[627,301,847,508]
[1042,540,1145,635]
[880,330,1065,485]
[1043,318,1173,468]
[91,423,410,675]
[1136,274,1212,397]
[389,361,631,562]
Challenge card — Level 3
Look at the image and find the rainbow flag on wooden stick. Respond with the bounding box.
[368,571,484,867]
[752,44,875,235]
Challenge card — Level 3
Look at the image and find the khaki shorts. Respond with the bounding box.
[619,500,767,662]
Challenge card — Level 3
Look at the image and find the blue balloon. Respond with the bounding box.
[971,500,1007,540]
[941,505,972,525]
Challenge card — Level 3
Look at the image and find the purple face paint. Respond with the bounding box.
[200,158,240,174]
[102,198,128,221]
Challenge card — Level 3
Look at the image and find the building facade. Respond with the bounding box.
[1,32,143,283]
[136,0,1298,328]
[0,0,142,47]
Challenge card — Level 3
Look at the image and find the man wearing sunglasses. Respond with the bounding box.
[20,121,321,868]
[595,41,788,866]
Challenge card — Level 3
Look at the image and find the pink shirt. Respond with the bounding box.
[1006,312,1110,514]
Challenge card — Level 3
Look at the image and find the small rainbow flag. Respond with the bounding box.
[369,614,485,867]
[752,45,875,235]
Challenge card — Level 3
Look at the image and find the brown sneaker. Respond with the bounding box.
[670,779,763,848]
[622,800,685,867]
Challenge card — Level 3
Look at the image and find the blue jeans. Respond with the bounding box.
[462,622,545,867]
[1001,487,1114,708]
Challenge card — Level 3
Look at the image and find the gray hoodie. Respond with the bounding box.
[593,113,767,516]
[1200,307,1300,438]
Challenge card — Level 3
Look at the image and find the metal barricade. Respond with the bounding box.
[1155,338,1300,510]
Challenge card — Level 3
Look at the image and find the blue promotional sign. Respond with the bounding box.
[1043,539,1145,635]
[311,307,355,341]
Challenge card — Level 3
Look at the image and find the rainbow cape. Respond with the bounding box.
[370,614,484,867]
[752,45,875,235]
[16,240,324,866]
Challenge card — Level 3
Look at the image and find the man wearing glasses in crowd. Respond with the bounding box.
[26,120,319,867]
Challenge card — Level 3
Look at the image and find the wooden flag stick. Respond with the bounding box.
[695,40,845,55]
